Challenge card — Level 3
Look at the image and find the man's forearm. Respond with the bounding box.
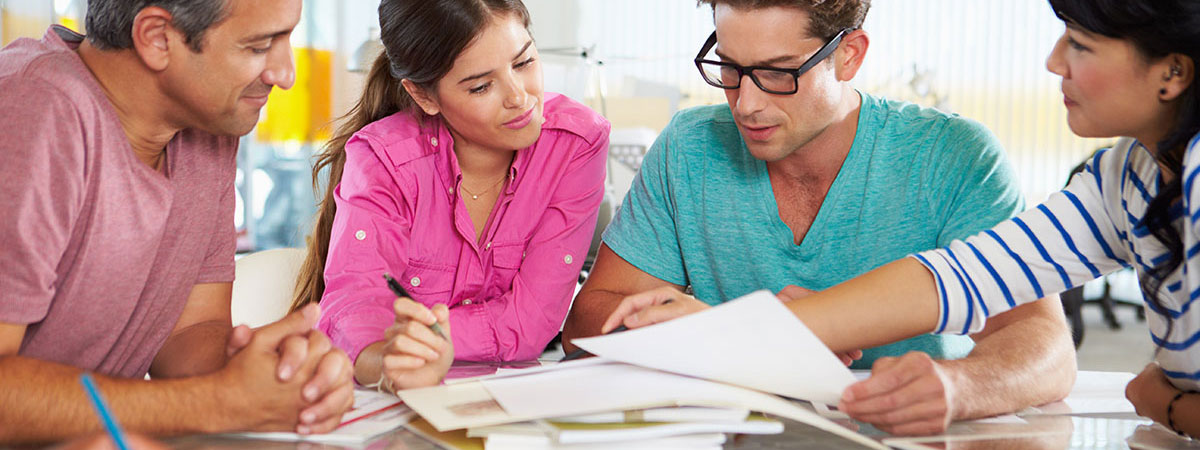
[150,320,231,379]
[943,303,1076,420]
[0,355,231,444]
[561,289,626,353]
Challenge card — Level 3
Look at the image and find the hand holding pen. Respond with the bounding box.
[377,273,454,390]
[384,274,446,340]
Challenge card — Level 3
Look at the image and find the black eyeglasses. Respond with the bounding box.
[694,28,850,95]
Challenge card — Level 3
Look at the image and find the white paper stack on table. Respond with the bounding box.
[397,290,888,450]
[229,389,412,444]
[467,407,780,450]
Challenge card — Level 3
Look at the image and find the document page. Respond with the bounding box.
[1024,370,1136,415]
[479,361,887,450]
[572,289,856,405]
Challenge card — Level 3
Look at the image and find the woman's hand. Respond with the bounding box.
[1126,362,1177,424]
[380,298,453,390]
[601,286,710,332]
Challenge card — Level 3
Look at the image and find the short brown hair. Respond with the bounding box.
[697,0,870,40]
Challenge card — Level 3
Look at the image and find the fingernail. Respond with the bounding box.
[304,386,318,401]
[302,411,316,423]
[279,367,292,380]
[297,425,310,435]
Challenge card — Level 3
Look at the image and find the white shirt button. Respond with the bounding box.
[354,230,366,241]
[485,241,492,249]
[462,299,473,305]
[430,136,439,147]
[448,187,454,195]
[410,277,421,287]
[564,254,574,264]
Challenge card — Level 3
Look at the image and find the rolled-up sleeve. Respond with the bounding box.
[317,135,415,364]
[913,147,1129,335]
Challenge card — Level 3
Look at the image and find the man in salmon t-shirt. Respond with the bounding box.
[0,0,353,443]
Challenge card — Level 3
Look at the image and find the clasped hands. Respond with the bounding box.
[223,303,354,434]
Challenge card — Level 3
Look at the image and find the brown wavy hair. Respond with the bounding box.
[696,0,870,39]
[290,0,532,312]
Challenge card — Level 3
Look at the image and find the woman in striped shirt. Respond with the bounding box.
[603,0,1200,437]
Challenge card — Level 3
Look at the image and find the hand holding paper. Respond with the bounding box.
[577,290,857,406]
[600,286,710,332]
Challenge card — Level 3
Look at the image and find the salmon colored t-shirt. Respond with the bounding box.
[0,26,238,378]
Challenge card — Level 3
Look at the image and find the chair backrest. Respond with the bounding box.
[606,127,658,209]
[607,127,658,173]
[230,247,307,328]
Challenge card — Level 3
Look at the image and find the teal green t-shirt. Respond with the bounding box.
[602,92,1024,368]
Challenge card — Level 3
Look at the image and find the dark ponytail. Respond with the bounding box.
[291,54,412,312]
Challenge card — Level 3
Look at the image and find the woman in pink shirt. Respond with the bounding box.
[290,0,609,390]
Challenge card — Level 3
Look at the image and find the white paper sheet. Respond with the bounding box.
[398,377,527,431]
[1128,423,1200,449]
[443,356,609,385]
[571,290,856,405]
[479,361,887,450]
[229,389,412,444]
[1023,370,1136,415]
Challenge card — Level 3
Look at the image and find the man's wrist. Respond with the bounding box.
[933,359,972,420]
[194,370,243,433]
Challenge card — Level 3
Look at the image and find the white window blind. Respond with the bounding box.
[571,0,1113,203]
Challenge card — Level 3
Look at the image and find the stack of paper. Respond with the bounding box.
[480,432,726,450]
[229,389,412,444]
[397,290,887,450]
[467,410,782,450]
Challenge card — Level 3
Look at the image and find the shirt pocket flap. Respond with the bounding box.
[403,260,454,296]
[492,242,526,270]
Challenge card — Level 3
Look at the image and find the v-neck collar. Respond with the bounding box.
[757,91,871,258]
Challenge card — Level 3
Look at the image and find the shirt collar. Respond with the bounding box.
[432,120,532,199]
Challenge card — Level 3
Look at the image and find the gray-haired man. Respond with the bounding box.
[0,0,353,443]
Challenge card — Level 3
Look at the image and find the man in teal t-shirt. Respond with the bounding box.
[601,93,1023,365]
[563,0,1075,437]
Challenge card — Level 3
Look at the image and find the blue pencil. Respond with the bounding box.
[80,373,131,450]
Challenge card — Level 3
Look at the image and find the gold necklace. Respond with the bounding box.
[459,174,507,200]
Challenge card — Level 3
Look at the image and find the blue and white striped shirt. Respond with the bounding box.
[916,133,1200,390]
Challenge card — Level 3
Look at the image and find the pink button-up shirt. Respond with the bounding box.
[318,93,609,363]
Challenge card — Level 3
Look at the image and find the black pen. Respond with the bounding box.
[383,273,447,340]
[560,325,628,362]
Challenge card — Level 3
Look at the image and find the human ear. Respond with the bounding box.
[401,79,441,116]
[1159,54,1194,102]
[834,29,869,81]
[129,6,175,72]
